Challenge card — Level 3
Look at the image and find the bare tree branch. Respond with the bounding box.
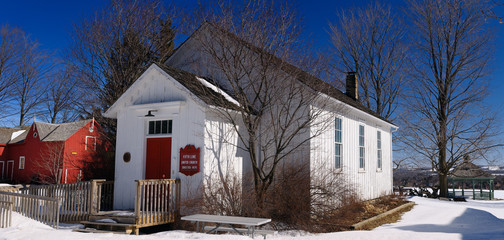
[403,0,502,197]
[183,0,339,206]
[0,25,23,120]
[11,32,53,126]
[329,2,408,120]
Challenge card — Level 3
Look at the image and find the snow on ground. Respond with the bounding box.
[2,194,504,240]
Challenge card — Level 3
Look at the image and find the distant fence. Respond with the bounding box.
[0,191,59,228]
[135,179,180,227]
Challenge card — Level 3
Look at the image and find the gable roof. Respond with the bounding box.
[9,120,92,143]
[180,22,395,126]
[104,63,240,118]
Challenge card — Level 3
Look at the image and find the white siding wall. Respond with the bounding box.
[310,105,393,201]
[113,68,206,209]
[202,111,247,205]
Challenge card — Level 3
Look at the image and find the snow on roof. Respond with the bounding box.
[196,76,240,107]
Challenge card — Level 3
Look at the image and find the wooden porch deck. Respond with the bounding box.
[80,179,181,235]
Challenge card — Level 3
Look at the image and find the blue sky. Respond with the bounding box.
[1,0,503,163]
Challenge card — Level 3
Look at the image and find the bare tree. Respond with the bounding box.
[12,33,52,126]
[484,0,504,23]
[404,0,502,197]
[68,0,177,142]
[0,25,22,119]
[36,142,66,184]
[43,64,81,123]
[184,0,337,206]
[329,2,408,120]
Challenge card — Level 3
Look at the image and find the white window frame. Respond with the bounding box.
[85,136,97,151]
[19,156,25,170]
[0,161,4,179]
[7,160,14,180]
[334,117,342,169]
[359,125,365,171]
[147,119,173,136]
[377,130,382,171]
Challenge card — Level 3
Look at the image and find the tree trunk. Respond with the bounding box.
[439,173,448,198]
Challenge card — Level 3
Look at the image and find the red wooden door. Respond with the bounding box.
[145,138,171,179]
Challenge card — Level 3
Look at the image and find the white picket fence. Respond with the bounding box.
[0,191,60,228]
[0,179,113,228]
[0,200,13,228]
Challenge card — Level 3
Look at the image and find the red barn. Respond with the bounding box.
[0,119,110,184]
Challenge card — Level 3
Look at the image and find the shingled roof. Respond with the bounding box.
[451,160,494,179]
[193,22,394,125]
[0,127,22,144]
[155,63,240,111]
[9,120,92,143]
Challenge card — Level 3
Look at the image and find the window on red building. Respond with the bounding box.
[85,136,96,151]
[19,156,25,169]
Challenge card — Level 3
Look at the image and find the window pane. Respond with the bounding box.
[335,131,341,143]
[168,120,172,134]
[360,147,365,169]
[335,143,342,169]
[155,120,161,134]
[149,121,154,134]
[335,118,341,130]
[161,120,168,134]
[359,125,365,146]
[378,149,382,168]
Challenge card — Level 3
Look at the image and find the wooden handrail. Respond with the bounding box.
[134,179,181,228]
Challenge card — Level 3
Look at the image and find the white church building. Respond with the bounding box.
[104,23,398,210]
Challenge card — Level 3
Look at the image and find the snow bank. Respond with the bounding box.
[1,196,504,240]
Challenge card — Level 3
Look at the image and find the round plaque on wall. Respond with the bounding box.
[123,152,131,163]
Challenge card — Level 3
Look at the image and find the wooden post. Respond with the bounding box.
[461,180,464,197]
[472,180,475,200]
[135,180,141,227]
[451,178,455,197]
[89,179,106,215]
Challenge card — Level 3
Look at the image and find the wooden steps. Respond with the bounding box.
[76,221,138,235]
[88,211,136,224]
[73,228,130,234]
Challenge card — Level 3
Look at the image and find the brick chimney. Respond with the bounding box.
[345,72,358,100]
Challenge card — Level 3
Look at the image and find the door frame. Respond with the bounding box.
[0,161,4,179]
[144,118,174,180]
[6,160,14,180]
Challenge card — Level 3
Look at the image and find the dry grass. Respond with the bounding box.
[179,165,411,233]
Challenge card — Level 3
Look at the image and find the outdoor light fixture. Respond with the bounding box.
[145,110,157,117]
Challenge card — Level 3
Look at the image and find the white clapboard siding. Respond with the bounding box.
[310,106,393,201]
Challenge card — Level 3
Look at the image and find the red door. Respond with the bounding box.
[145,138,172,179]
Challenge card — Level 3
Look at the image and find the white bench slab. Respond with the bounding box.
[203,226,277,239]
[181,214,272,238]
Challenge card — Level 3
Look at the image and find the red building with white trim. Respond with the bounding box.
[0,119,110,184]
